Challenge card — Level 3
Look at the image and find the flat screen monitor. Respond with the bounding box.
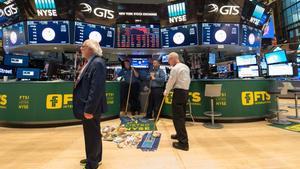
[241,25,262,48]
[208,53,216,65]
[161,23,198,48]
[131,58,149,68]
[116,24,160,48]
[268,63,293,76]
[217,65,228,73]
[74,21,115,48]
[202,23,239,45]
[0,65,14,76]
[27,21,70,44]
[3,22,26,49]
[161,55,169,63]
[265,50,287,64]
[4,55,29,67]
[16,68,40,79]
[238,65,259,78]
[236,55,257,66]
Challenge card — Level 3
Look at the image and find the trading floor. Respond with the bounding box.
[1,99,299,169]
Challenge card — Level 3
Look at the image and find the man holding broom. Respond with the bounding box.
[164,52,191,151]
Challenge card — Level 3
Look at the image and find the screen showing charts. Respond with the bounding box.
[202,23,239,45]
[0,65,14,76]
[4,55,29,67]
[116,24,160,48]
[3,22,26,49]
[268,63,293,76]
[16,68,40,79]
[161,24,198,48]
[265,50,287,64]
[131,58,149,68]
[74,22,115,48]
[241,25,262,48]
[236,55,257,66]
[27,21,70,44]
[238,65,259,78]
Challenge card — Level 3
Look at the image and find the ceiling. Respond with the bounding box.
[109,0,167,4]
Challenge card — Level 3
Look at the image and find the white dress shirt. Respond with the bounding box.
[164,62,191,94]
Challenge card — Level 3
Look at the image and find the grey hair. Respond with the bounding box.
[83,39,103,56]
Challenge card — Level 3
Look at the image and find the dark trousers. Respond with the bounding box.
[82,117,102,169]
[172,89,189,145]
[146,87,164,118]
[120,82,141,113]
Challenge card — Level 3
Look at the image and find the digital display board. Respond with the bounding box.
[238,65,259,78]
[241,25,262,48]
[116,24,160,48]
[27,20,70,44]
[161,23,198,48]
[131,58,149,68]
[265,50,287,64]
[4,55,29,67]
[16,68,40,79]
[74,21,115,48]
[242,0,270,27]
[236,55,257,66]
[3,22,26,49]
[202,23,239,45]
[268,63,293,76]
[263,17,275,39]
[0,65,14,76]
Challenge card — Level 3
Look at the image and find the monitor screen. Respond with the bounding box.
[236,55,257,66]
[16,68,40,79]
[74,21,115,48]
[3,22,26,49]
[209,53,216,65]
[241,25,262,48]
[116,24,160,48]
[242,1,269,27]
[261,58,267,69]
[217,65,228,73]
[0,65,14,76]
[202,23,239,45]
[4,55,29,67]
[27,21,70,44]
[238,65,259,78]
[161,55,169,63]
[265,50,287,64]
[161,24,198,48]
[131,58,149,68]
[268,63,293,76]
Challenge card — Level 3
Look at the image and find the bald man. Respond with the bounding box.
[164,52,191,151]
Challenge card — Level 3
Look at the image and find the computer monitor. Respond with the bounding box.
[236,55,257,66]
[268,63,293,76]
[265,50,287,64]
[238,65,259,78]
[131,58,149,69]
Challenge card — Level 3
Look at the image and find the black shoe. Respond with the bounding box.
[171,134,178,140]
[172,142,189,151]
[83,164,99,169]
[80,159,102,166]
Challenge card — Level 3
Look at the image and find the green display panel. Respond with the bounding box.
[0,81,120,124]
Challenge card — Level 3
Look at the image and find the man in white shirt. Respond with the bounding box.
[164,52,191,151]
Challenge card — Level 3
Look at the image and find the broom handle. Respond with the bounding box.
[125,69,133,114]
[154,96,166,128]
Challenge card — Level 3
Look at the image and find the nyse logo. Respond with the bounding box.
[241,91,271,106]
[168,2,187,23]
[208,4,240,16]
[34,0,57,17]
[46,94,72,109]
[0,94,8,109]
[80,3,114,19]
[0,3,18,18]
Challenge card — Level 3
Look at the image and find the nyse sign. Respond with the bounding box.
[80,3,114,19]
[208,4,240,16]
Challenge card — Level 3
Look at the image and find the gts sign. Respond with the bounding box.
[80,3,114,19]
[241,91,271,106]
[208,4,240,16]
[0,3,18,18]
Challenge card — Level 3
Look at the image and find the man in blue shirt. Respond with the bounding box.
[116,60,141,115]
[145,59,166,119]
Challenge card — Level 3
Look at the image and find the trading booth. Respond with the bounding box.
[0,0,287,126]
